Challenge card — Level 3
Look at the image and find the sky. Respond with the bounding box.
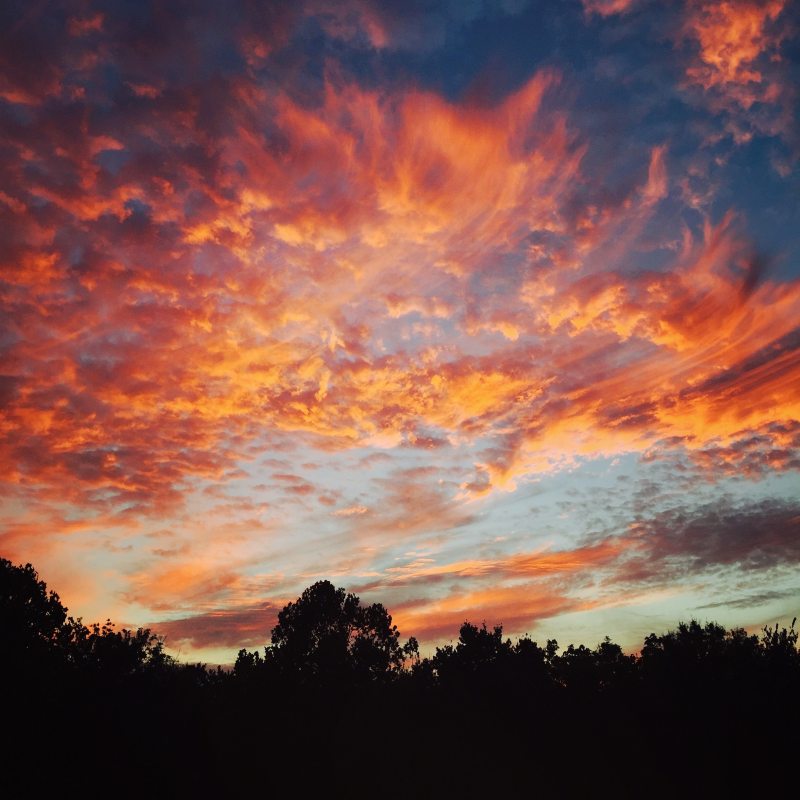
[1,0,799,663]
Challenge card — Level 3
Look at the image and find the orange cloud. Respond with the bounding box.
[581,0,637,16]
[378,540,625,588]
[392,585,581,642]
[679,0,794,143]
[2,68,593,514]
[683,0,786,96]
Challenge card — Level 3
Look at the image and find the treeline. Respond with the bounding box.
[3,558,798,797]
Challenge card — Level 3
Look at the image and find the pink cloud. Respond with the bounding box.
[581,0,637,17]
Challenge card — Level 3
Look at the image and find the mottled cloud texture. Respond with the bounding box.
[2,0,798,659]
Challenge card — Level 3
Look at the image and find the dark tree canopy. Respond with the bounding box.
[2,556,799,796]
[0,557,169,678]
[263,580,404,682]
[432,621,513,682]
[1,558,73,671]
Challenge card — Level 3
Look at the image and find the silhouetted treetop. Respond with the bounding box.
[1,557,170,679]
[1,558,74,669]
[70,619,172,677]
[433,621,514,684]
[266,580,404,683]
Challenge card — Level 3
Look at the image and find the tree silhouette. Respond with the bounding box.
[553,637,635,692]
[265,580,403,683]
[70,619,172,678]
[433,621,513,684]
[3,557,799,795]
[0,558,76,676]
[0,557,169,679]
[761,617,798,661]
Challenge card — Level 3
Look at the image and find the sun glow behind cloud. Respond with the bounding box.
[1,0,798,661]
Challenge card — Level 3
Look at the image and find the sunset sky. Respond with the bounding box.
[2,0,799,663]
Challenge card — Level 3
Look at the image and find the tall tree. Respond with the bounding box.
[267,580,403,683]
[0,558,74,673]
